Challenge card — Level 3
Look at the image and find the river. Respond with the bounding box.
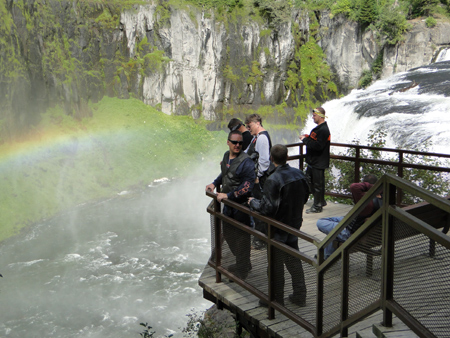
[0,176,212,338]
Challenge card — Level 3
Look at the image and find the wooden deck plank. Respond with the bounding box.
[199,200,450,337]
[198,201,355,338]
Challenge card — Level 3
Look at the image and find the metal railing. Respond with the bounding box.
[315,174,450,337]
[286,142,450,204]
[206,189,319,334]
[205,173,450,338]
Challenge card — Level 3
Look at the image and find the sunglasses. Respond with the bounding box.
[228,139,243,145]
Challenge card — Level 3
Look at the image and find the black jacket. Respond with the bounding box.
[249,164,309,246]
[303,122,330,169]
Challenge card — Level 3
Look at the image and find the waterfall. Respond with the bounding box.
[302,60,450,155]
[436,48,450,63]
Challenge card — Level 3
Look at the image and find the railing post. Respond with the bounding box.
[354,146,361,183]
[299,143,304,171]
[214,189,222,283]
[267,222,275,319]
[341,250,350,337]
[397,151,404,205]
[381,179,395,327]
[316,267,324,337]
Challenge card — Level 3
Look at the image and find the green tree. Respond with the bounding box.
[376,5,412,44]
[331,0,354,16]
[358,0,378,25]
[409,0,440,17]
[253,0,293,26]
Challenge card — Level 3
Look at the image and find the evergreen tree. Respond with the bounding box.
[358,0,378,25]
[410,0,439,17]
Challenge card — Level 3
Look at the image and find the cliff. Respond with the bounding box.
[1,0,450,139]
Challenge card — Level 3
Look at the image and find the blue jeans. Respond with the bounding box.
[317,217,351,259]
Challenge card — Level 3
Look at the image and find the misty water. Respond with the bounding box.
[0,176,212,338]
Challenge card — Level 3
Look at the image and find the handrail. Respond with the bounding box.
[316,174,450,337]
[205,172,450,338]
[206,191,317,244]
[285,142,450,204]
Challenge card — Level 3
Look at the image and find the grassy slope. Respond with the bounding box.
[0,97,226,242]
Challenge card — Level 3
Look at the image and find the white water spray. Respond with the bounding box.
[301,60,450,155]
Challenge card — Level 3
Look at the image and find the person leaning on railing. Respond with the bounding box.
[205,130,256,280]
[316,174,382,260]
[248,144,309,307]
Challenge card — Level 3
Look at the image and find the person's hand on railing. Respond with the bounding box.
[217,193,228,202]
[205,183,215,193]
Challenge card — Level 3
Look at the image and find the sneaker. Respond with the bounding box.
[228,263,252,273]
[306,206,322,214]
[288,294,306,307]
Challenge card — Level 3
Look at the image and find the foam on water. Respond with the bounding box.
[301,61,450,155]
[0,177,212,337]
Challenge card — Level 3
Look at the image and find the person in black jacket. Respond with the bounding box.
[249,144,309,307]
[206,130,255,279]
[299,107,331,214]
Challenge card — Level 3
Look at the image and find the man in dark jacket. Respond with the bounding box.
[249,144,309,306]
[299,107,331,213]
[206,130,255,279]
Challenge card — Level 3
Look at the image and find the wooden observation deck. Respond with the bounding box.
[198,200,353,338]
[199,143,450,338]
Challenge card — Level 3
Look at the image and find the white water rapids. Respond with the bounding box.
[302,56,450,155]
[0,176,212,338]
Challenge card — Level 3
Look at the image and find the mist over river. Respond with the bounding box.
[0,175,213,338]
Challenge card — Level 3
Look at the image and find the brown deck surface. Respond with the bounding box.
[198,201,353,338]
[198,199,450,337]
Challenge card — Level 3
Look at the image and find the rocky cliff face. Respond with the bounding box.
[119,5,297,120]
[318,12,450,89]
[2,1,450,137]
[382,20,450,77]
